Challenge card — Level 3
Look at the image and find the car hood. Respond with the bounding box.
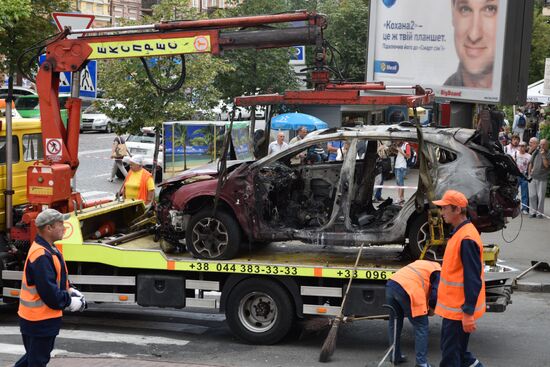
[82,113,107,119]
[160,160,246,186]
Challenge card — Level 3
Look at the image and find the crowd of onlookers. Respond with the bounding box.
[499,104,549,218]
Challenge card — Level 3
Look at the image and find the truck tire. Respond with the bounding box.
[186,209,241,260]
[407,213,446,261]
[226,278,294,345]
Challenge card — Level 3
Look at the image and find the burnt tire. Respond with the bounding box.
[226,278,294,345]
[185,209,241,260]
[407,213,446,261]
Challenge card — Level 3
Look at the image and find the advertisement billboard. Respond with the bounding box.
[367,0,529,104]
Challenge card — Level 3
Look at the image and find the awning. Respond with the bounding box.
[526,79,550,104]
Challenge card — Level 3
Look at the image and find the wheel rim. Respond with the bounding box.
[238,291,277,333]
[415,221,444,261]
[191,217,229,258]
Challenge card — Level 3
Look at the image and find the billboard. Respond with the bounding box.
[163,121,253,173]
[367,0,531,104]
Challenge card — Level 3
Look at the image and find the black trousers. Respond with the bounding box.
[440,318,483,367]
[15,334,57,367]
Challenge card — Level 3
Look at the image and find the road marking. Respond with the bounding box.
[78,148,111,156]
[0,343,71,356]
[0,327,190,346]
[92,173,111,178]
[95,135,117,139]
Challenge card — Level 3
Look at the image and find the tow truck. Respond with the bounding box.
[1,11,514,345]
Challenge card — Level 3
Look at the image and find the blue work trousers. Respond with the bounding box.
[386,286,430,366]
[439,318,484,367]
[15,334,57,367]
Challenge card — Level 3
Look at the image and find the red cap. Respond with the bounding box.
[432,190,468,208]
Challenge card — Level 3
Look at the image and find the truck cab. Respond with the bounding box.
[0,118,43,231]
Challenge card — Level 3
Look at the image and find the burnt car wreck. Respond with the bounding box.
[156,125,521,260]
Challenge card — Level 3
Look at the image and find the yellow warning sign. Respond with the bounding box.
[29,186,53,196]
[88,36,211,60]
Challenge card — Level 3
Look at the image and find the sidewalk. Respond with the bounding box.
[48,357,225,367]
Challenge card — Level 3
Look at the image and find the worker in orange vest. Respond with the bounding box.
[386,260,441,367]
[122,155,155,204]
[16,209,87,367]
[432,190,485,367]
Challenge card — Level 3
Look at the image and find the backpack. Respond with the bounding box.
[517,114,526,129]
[405,143,417,168]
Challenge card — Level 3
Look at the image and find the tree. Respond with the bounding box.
[0,0,69,84]
[528,4,550,84]
[98,0,232,134]
[213,0,300,102]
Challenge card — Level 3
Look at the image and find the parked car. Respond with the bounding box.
[156,125,521,260]
[15,94,69,125]
[80,102,128,133]
[0,86,37,100]
[116,128,163,182]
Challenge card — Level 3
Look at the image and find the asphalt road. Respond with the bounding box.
[1,291,549,366]
[75,131,123,196]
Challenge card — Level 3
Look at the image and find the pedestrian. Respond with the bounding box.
[514,141,531,215]
[374,141,390,202]
[16,209,86,367]
[527,137,539,155]
[432,190,486,367]
[512,108,527,142]
[392,140,411,205]
[504,134,520,157]
[108,134,129,182]
[385,260,441,367]
[122,155,155,205]
[527,139,550,218]
[268,131,289,155]
[327,140,344,161]
[289,126,308,164]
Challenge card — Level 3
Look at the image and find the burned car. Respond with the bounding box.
[157,125,521,260]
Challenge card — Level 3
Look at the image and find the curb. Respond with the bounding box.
[48,357,225,367]
[515,281,550,293]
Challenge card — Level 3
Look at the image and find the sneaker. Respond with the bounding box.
[390,355,408,364]
[107,178,114,182]
[537,214,544,219]
[522,210,529,215]
[529,214,536,218]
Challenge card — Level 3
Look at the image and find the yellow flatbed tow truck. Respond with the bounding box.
[1,200,513,345]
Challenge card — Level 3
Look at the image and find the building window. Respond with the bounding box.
[0,136,20,164]
[23,134,43,162]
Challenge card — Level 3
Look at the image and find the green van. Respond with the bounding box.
[15,94,70,126]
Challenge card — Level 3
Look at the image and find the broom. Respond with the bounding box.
[319,243,364,363]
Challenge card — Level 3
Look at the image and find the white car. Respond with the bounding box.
[117,128,163,182]
[80,103,129,133]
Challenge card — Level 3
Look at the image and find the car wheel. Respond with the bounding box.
[185,209,241,259]
[407,213,446,261]
[226,278,294,345]
[106,123,113,133]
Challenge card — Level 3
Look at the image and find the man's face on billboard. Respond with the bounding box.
[452,0,499,79]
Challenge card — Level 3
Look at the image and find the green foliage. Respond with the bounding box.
[0,0,69,76]
[98,0,232,134]
[213,0,300,101]
[0,0,32,29]
[529,6,550,84]
[539,122,550,141]
[317,0,369,81]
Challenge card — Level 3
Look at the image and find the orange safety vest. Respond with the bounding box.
[435,222,486,321]
[18,241,69,321]
[124,168,153,201]
[391,260,442,318]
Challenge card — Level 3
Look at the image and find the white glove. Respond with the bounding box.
[67,296,86,312]
[69,287,82,297]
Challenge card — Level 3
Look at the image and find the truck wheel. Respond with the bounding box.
[186,209,241,259]
[407,213,445,261]
[226,278,294,345]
